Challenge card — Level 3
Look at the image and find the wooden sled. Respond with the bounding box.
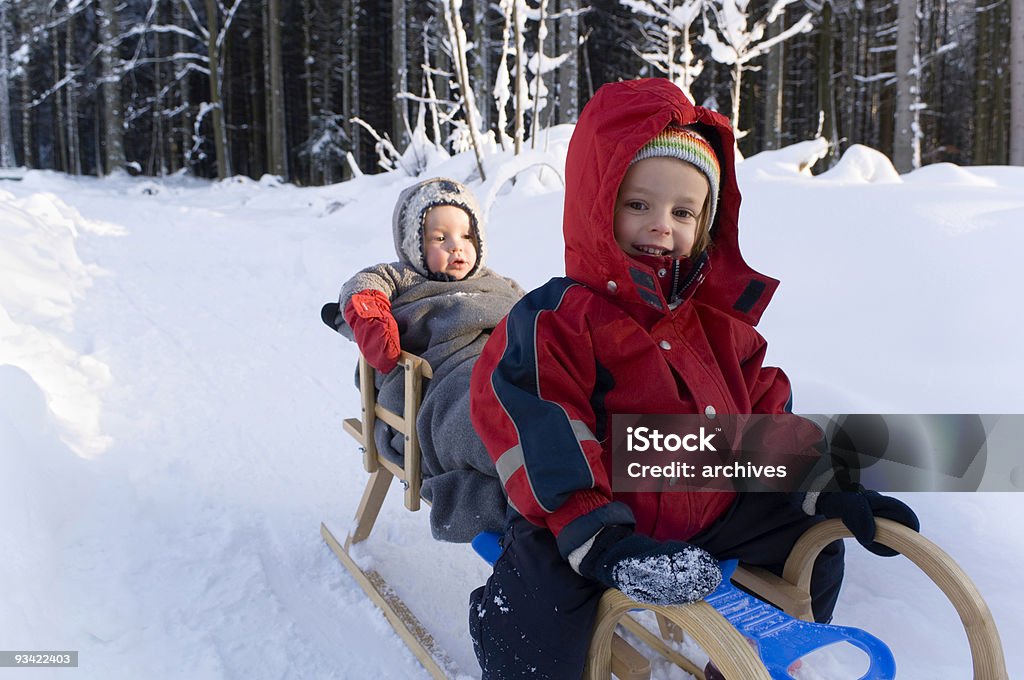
[319,336,1008,679]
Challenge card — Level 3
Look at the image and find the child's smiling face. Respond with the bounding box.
[613,157,709,259]
[423,205,477,280]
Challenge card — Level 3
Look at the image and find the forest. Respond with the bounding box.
[0,0,1022,184]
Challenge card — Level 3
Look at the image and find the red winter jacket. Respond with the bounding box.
[470,79,793,557]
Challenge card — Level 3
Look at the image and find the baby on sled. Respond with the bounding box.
[331,177,523,542]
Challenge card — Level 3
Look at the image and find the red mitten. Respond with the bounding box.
[343,289,401,374]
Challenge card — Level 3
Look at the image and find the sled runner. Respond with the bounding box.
[319,303,1007,679]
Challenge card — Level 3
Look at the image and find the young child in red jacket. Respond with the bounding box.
[467,78,919,678]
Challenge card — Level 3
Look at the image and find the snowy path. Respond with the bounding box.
[1,174,456,678]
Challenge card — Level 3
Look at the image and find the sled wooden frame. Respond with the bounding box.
[321,351,1008,680]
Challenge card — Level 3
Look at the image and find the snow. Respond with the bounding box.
[1,136,1022,679]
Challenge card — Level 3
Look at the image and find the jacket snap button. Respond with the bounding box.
[705,405,717,419]
[607,281,618,293]
[659,340,672,350]
[657,268,667,277]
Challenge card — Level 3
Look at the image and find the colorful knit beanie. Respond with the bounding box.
[630,127,721,230]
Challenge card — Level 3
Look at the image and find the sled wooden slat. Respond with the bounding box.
[585,589,771,680]
[618,615,704,678]
[372,406,407,433]
[343,468,394,549]
[731,564,814,621]
[401,354,426,511]
[610,632,652,680]
[342,417,363,442]
[357,356,379,473]
[321,522,451,679]
[784,518,1008,680]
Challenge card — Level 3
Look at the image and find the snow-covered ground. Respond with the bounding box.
[2,132,1022,679]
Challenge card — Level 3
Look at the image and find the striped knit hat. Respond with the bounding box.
[631,127,721,230]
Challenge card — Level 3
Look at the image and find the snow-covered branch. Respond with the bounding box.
[701,0,814,132]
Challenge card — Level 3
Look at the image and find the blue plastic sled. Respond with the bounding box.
[472,531,896,679]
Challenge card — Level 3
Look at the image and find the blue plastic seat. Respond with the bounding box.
[470,530,505,565]
[470,531,896,679]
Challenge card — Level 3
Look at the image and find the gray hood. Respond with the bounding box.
[392,177,486,278]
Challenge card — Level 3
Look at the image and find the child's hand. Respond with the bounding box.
[343,289,401,374]
[575,527,722,605]
[815,489,920,556]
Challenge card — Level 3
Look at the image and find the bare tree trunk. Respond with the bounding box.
[423,37,444,146]
[817,1,837,162]
[392,0,409,149]
[303,0,315,184]
[857,5,871,148]
[470,0,490,132]
[206,0,231,178]
[843,6,862,152]
[893,0,920,172]
[0,0,16,167]
[151,5,165,176]
[667,19,678,87]
[494,0,514,150]
[98,0,125,173]
[730,62,742,133]
[223,20,236,172]
[321,0,338,183]
[975,0,994,163]
[447,0,487,180]
[432,10,449,147]
[21,45,32,168]
[174,0,190,173]
[262,1,273,174]
[556,0,578,124]
[1011,0,1024,164]
[531,0,546,148]
[346,0,360,169]
[764,13,783,150]
[93,102,102,173]
[65,14,81,175]
[52,28,67,172]
[513,0,526,153]
[268,0,287,178]
[328,0,345,181]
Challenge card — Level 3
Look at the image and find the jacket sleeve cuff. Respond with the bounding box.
[553,498,636,559]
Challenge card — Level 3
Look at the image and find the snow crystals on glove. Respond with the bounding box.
[611,546,722,606]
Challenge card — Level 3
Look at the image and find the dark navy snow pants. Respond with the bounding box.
[468,493,845,680]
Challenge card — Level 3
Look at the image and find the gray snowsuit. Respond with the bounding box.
[336,178,524,542]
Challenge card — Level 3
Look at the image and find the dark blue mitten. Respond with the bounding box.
[576,527,721,605]
[816,490,920,557]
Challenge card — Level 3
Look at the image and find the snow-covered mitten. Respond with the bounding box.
[574,527,722,605]
[343,289,401,374]
[812,489,919,557]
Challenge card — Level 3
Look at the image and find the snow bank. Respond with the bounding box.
[739,138,830,178]
[816,144,902,184]
[0,189,121,457]
[811,144,901,184]
[902,162,1001,187]
[0,364,89,649]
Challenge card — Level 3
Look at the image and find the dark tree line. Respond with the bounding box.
[0,0,1020,184]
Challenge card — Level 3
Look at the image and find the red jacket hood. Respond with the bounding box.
[563,78,778,325]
